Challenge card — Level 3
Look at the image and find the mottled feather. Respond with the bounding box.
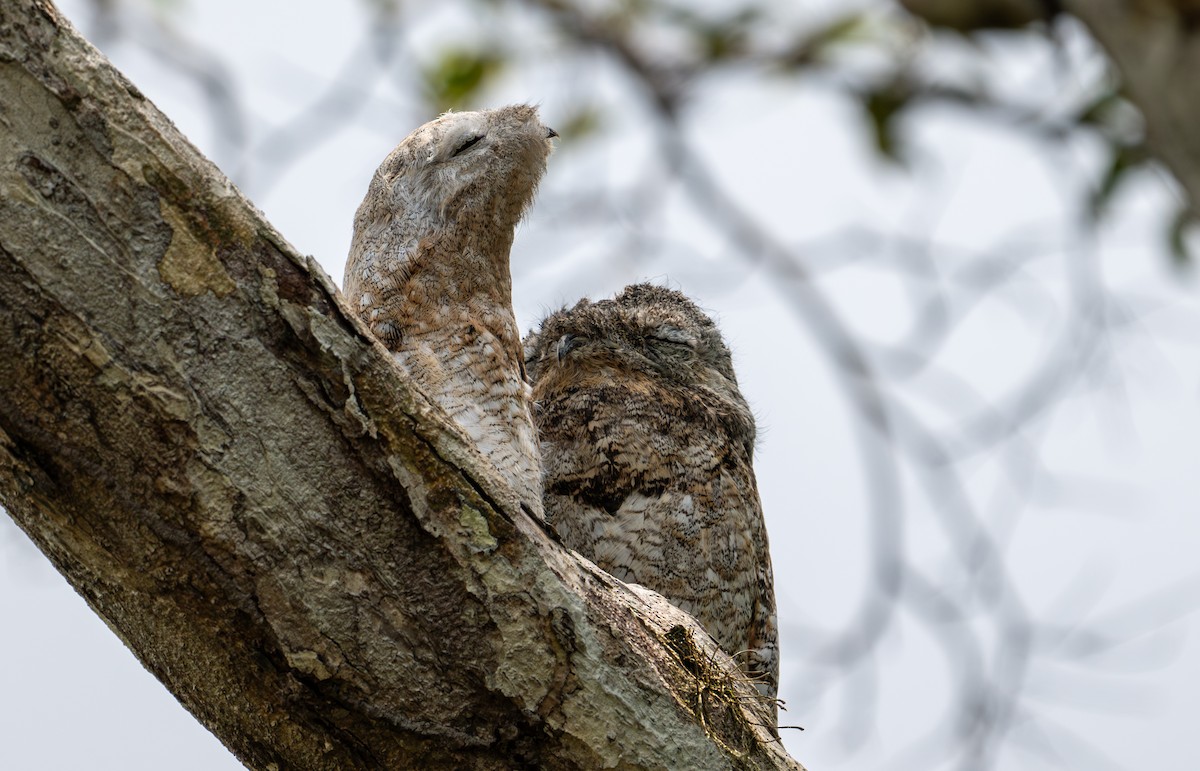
[526,284,779,712]
[344,105,555,518]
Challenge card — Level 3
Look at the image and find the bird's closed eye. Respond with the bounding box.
[648,326,695,348]
[555,333,584,362]
[452,134,485,157]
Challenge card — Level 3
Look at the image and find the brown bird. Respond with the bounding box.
[344,105,556,519]
[525,284,779,712]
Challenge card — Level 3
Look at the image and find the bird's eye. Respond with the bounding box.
[452,134,484,157]
[649,326,694,348]
[555,333,584,362]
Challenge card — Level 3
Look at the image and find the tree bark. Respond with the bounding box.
[899,0,1200,219]
[0,2,799,769]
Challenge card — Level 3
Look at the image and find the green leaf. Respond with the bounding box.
[556,106,603,143]
[357,0,400,16]
[1075,90,1122,128]
[422,48,506,112]
[862,79,912,164]
[1075,87,1143,145]
[1089,143,1148,219]
[779,12,870,68]
[147,0,187,13]
[804,13,870,53]
[1168,204,1196,270]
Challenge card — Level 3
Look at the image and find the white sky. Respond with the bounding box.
[2,2,1199,769]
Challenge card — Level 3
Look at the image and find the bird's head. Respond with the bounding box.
[355,104,557,242]
[525,284,755,449]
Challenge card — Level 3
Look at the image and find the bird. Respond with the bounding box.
[524,283,779,711]
[343,105,556,520]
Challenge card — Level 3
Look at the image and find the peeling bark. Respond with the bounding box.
[0,2,801,768]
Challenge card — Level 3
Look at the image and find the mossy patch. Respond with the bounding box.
[157,200,235,297]
[663,625,777,759]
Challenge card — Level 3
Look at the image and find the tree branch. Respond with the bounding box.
[900,0,1200,218]
[1064,0,1200,218]
[0,1,799,768]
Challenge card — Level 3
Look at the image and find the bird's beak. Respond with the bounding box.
[546,126,560,139]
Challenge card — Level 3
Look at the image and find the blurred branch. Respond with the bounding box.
[523,0,688,114]
[897,0,1056,32]
[87,0,249,167]
[514,3,1197,769]
[898,0,1200,221]
[237,5,405,194]
[1066,0,1200,218]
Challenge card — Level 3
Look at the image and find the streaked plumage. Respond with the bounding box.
[344,105,555,518]
[526,284,778,710]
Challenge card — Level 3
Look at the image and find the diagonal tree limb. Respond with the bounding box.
[0,1,800,768]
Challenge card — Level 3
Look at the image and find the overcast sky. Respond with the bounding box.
[3,2,1199,769]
